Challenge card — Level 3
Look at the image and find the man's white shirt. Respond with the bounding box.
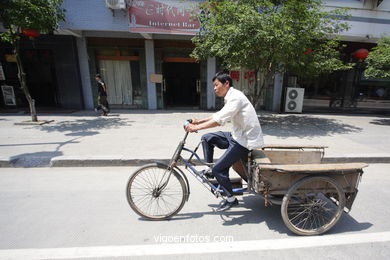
[212,87,264,150]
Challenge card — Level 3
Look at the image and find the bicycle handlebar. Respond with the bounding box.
[182,119,193,142]
[184,119,192,128]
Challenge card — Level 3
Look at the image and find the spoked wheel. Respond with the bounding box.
[126,163,187,220]
[281,176,346,236]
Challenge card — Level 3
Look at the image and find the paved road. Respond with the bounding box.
[0,164,389,259]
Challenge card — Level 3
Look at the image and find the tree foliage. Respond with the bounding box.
[0,0,65,43]
[364,37,390,79]
[191,0,352,107]
[0,0,65,121]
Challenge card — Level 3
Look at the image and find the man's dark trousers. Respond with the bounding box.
[201,131,249,197]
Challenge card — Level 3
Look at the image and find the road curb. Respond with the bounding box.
[1,156,390,168]
[50,158,170,167]
[0,158,14,168]
[49,157,390,167]
[322,157,390,164]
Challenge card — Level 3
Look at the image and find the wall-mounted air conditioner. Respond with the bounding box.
[285,87,304,113]
[106,0,127,10]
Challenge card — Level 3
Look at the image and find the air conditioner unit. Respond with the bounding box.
[106,0,126,10]
[285,87,304,113]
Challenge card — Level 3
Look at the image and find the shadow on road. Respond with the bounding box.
[38,117,133,137]
[5,118,133,166]
[259,114,362,138]
[167,195,372,236]
[370,119,390,126]
[9,137,81,167]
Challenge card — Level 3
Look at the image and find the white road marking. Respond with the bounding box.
[0,231,389,259]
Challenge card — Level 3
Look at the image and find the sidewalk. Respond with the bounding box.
[0,110,390,167]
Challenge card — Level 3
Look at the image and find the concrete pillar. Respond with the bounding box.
[207,57,216,109]
[145,39,157,109]
[76,35,94,110]
[272,72,284,112]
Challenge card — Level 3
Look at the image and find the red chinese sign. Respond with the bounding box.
[244,71,255,84]
[230,71,240,81]
[129,0,201,35]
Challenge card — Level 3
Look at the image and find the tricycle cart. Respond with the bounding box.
[126,129,368,236]
[249,145,367,235]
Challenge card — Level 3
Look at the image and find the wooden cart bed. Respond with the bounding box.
[257,163,368,173]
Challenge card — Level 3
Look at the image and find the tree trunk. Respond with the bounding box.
[15,40,38,122]
[251,69,267,110]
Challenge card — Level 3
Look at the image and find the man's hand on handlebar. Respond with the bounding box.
[191,118,200,124]
[184,117,219,133]
[185,123,199,133]
[184,119,198,133]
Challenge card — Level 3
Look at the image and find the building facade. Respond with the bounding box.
[298,0,390,113]
[59,0,217,111]
[0,0,389,113]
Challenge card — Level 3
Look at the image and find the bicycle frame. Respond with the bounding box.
[167,131,248,198]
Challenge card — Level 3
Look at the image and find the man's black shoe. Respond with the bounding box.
[216,198,238,212]
[205,171,215,179]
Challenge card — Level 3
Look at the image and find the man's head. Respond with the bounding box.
[212,72,232,97]
[95,74,102,81]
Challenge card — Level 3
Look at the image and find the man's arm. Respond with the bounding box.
[186,117,220,132]
[191,116,213,125]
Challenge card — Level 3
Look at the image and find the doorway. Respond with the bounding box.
[163,62,200,108]
[22,49,58,107]
[99,60,133,105]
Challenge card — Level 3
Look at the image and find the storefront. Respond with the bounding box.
[298,41,390,113]
[0,35,83,110]
[87,37,146,109]
[86,37,212,109]
[80,0,215,110]
[4,0,387,113]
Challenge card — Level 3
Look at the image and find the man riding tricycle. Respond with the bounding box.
[126,72,367,235]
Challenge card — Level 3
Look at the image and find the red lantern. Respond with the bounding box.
[354,48,369,60]
[304,48,314,55]
[21,29,40,39]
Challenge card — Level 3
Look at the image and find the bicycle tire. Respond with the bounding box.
[126,163,187,220]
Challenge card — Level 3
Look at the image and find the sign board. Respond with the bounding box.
[129,0,201,35]
[5,54,16,63]
[1,85,16,106]
[150,73,163,83]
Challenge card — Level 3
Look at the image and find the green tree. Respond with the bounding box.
[365,37,390,79]
[0,0,65,121]
[191,0,352,108]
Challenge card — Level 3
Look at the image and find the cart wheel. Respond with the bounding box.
[126,163,187,220]
[281,176,345,236]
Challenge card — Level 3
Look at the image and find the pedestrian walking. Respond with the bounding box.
[95,74,110,116]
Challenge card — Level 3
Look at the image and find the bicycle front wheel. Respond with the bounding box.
[126,163,187,220]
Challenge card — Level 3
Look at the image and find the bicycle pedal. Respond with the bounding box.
[205,172,215,179]
[211,188,222,198]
